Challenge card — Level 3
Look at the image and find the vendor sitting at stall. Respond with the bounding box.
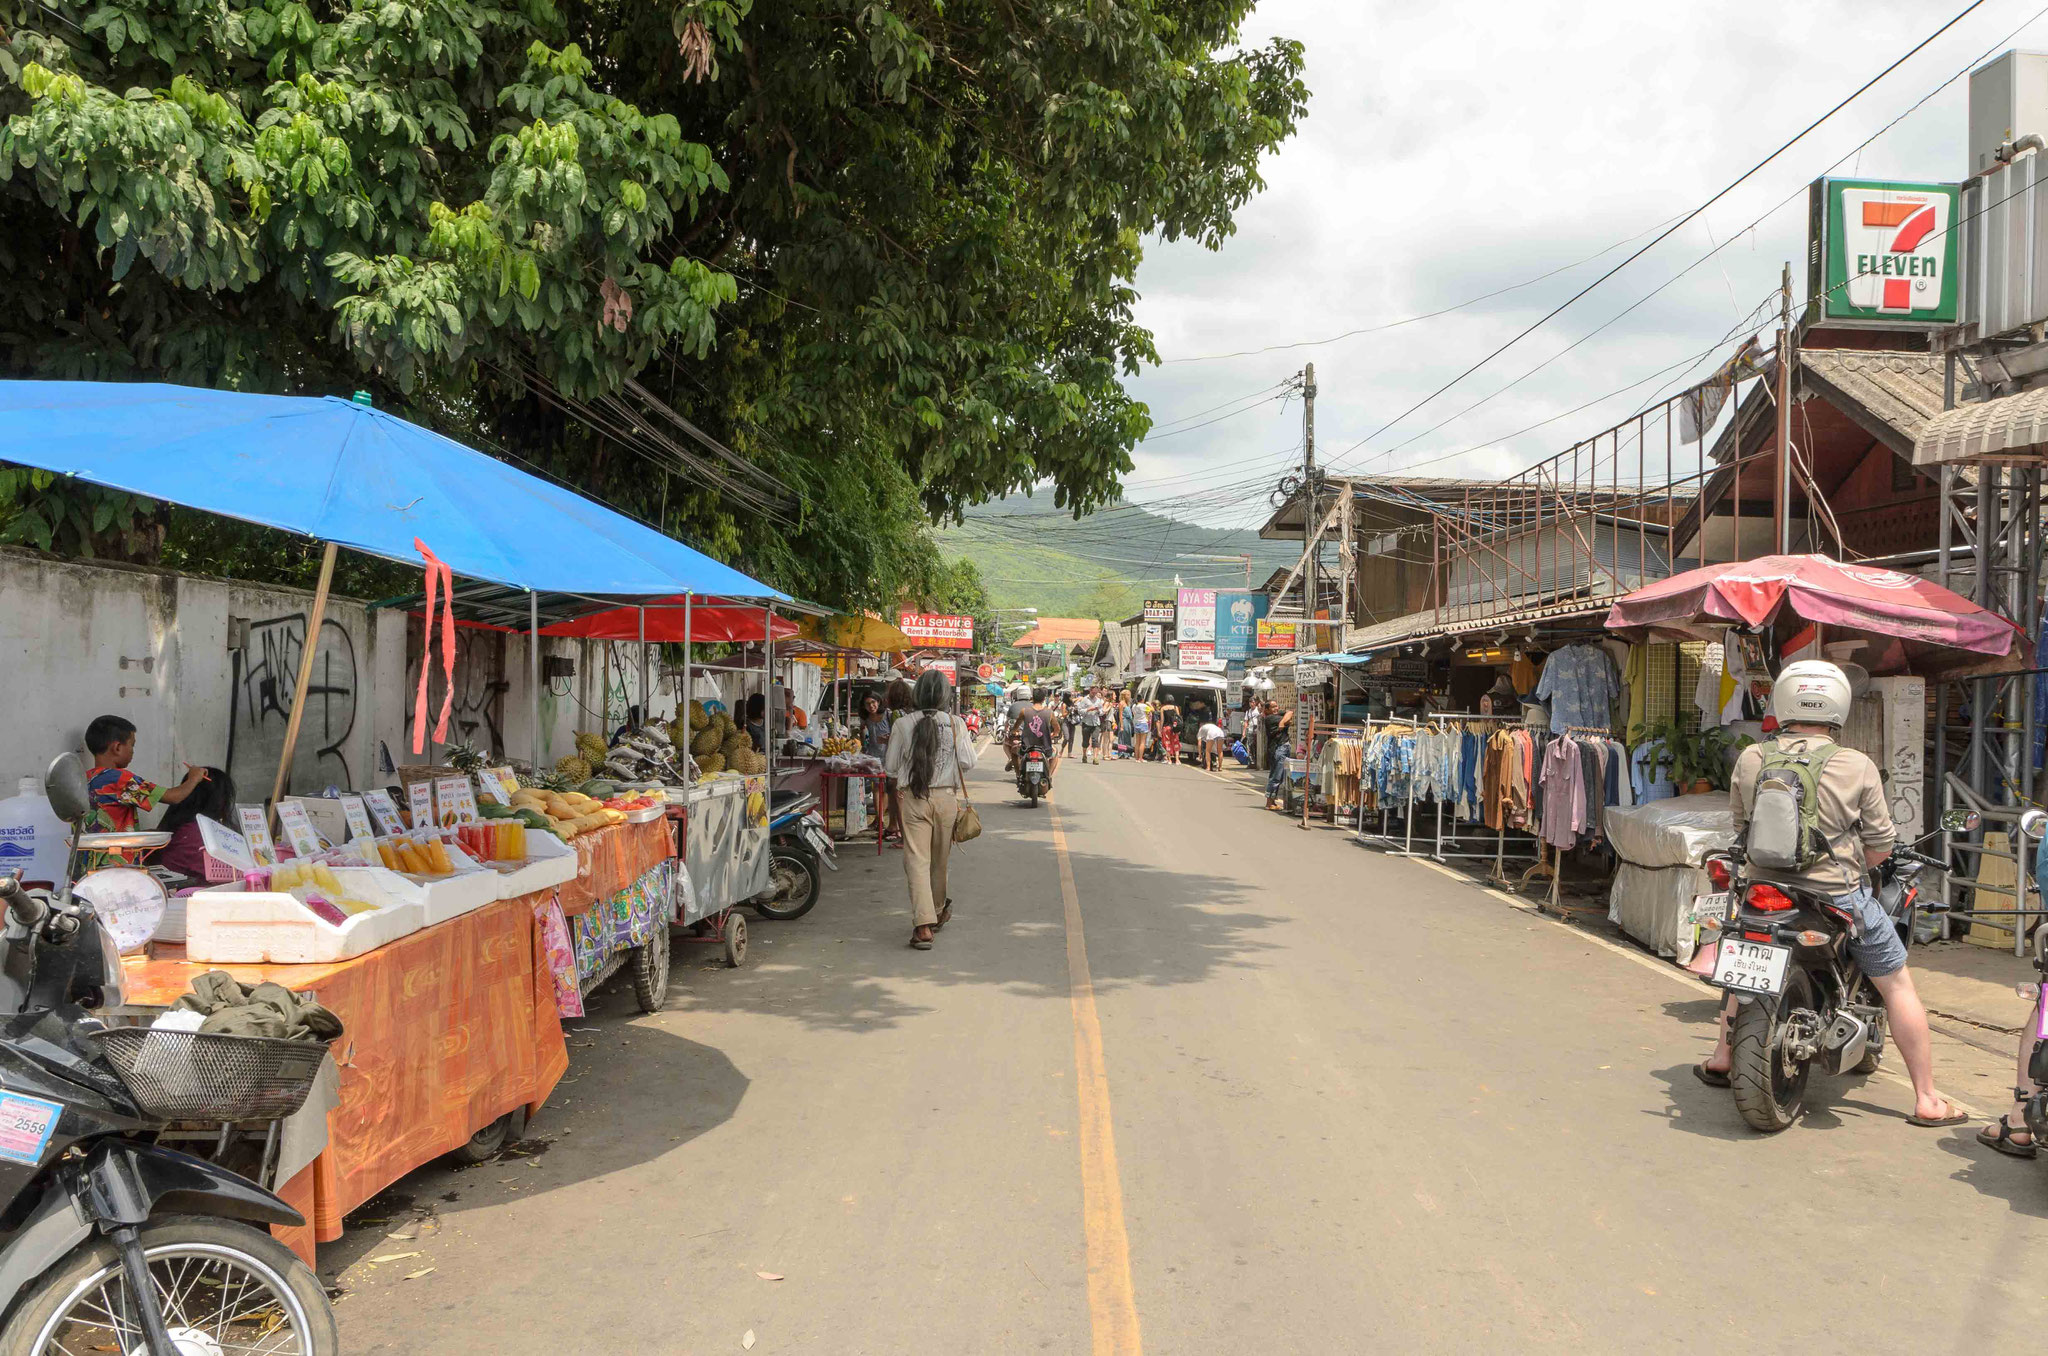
[84,714,210,864]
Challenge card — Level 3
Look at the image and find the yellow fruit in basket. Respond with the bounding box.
[602,808,627,825]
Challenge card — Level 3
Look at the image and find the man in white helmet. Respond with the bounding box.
[1697,660,1966,1126]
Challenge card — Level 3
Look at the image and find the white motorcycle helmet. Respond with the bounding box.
[1770,659,1853,729]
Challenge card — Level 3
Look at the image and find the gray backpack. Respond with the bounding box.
[1745,743,1842,872]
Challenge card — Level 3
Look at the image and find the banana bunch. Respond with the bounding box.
[819,735,860,756]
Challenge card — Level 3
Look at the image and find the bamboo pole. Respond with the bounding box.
[270,542,338,807]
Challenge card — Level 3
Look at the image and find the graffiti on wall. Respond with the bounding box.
[226,613,358,795]
[404,624,505,756]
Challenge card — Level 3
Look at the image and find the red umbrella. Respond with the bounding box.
[1604,554,2021,673]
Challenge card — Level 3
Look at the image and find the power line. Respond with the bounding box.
[1323,0,1990,467]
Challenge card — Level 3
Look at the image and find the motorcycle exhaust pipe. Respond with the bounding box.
[1818,1008,1870,1075]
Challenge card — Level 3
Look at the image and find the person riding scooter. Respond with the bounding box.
[1696,659,1966,1128]
[1012,687,1062,794]
[1002,682,1035,771]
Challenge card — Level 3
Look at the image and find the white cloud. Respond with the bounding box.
[1122,0,2044,525]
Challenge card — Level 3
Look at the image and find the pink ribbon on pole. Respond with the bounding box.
[411,538,456,754]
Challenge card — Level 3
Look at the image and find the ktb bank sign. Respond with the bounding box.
[1809,177,1959,328]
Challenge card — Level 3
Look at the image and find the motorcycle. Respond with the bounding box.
[1017,748,1049,807]
[752,789,837,922]
[0,753,338,1354]
[1696,810,1966,1133]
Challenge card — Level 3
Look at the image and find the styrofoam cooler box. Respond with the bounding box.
[185,868,425,964]
[485,830,579,899]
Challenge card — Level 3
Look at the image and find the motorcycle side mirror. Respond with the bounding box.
[2021,808,2048,842]
[44,752,91,825]
[1939,808,1982,834]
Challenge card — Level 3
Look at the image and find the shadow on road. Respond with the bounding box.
[1933,1131,2048,1219]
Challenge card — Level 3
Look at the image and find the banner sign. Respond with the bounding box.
[1256,619,1297,650]
[1178,640,1222,671]
[1214,590,1265,660]
[1143,623,1163,655]
[898,612,975,649]
[1176,588,1216,641]
[1809,177,1959,328]
[1142,598,1175,624]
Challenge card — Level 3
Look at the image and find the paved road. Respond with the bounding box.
[335,749,2044,1353]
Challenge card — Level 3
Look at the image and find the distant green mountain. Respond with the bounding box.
[939,493,1300,620]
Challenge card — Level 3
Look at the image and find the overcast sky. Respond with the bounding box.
[1118,0,2048,529]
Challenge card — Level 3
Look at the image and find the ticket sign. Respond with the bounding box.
[1256,619,1297,650]
[338,795,376,841]
[408,782,434,832]
[233,806,278,866]
[1176,588,1216,641]
[274,800,323,858]
[363,788,407,836]
[898,612,975,649]
[433,776,479,826]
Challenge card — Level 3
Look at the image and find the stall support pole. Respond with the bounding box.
[269,541,337,807]
[683,596,694,790]
[764,602,775,790]
[638,606,649,726]
[529,590,542,770]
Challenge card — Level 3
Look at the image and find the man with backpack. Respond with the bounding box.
[1696,661,1965,1127]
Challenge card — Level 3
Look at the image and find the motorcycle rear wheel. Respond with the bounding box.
[1731,968,1815,1133]
[6,1214,339,1356]
[753,846,821,921]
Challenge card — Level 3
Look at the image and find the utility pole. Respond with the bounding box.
[1302,361,1318,650]
[1775,262,1794,556]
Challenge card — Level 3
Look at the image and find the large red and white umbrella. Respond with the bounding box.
[1604,554,2021,673]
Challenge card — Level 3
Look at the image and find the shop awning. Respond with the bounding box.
[541,596,799,644]
[1914,385,2048,466]
[0,380,787,599]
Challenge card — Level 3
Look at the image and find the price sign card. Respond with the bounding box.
[196,815,256,873]
[338,795,376,841]
[433,776,479,826]
[484,766,520,802]
[363,789,407,837]
[274,800,323,859]
[408,783,434,832]
[234,806,278,865]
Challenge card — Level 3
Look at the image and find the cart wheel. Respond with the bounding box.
[632,924,672,1013]
[452,1107,527,1165]
[723,912,749,968]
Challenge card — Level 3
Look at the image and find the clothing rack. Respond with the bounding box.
[1416,712,1544,882]
[1299,718,1365,830]
[1522,723,1617,919]
[1353,715,1427,856]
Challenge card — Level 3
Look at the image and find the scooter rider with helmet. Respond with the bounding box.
[1002,682,1035,771]
[1697,660,1967,1127]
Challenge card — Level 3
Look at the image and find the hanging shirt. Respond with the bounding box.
[1630,739,1677,802]
[1533,645,1618,735]
[1539,737,1586,848]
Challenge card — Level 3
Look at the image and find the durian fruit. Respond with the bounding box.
[555,754,593,783]
[697,752,726,774]
[720,732,745,762]
[713,711,735,738]
[688,700,710,732]
[691,726,721,756]
[574,731,607,762]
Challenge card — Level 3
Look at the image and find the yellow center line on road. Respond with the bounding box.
[1047,798,1143,1356]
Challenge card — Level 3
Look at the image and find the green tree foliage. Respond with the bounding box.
[0,0,1306,606]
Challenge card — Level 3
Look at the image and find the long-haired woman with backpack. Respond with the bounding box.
[884,671,978,950]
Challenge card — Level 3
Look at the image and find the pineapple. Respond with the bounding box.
[447,740,487,775]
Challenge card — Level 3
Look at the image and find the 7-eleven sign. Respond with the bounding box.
[1815,177,1959,327]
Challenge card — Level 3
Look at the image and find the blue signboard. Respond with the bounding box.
[1214,590,1265,660]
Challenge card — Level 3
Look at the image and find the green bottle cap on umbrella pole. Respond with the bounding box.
[351,390,374,406]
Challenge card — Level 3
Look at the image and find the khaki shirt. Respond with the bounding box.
[1729,733,1894,896]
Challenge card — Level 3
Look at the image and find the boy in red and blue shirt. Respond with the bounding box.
[83,715,208,863]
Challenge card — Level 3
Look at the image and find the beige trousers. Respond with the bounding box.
[900,788,959,928]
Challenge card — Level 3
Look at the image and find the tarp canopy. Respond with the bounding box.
[1604,553,2022,675]
[541,595,798,644]
[0,380,786,599]
[799,613,913,653]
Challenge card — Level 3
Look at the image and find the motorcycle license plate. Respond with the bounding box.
[1712,939,1790,996]
[803,825,838,868]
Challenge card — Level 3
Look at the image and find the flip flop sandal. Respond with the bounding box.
[908,931,934,950]
[935,900,953,929]
[1978,1116,2037,1158]
[1906,1109,1971,1128]
[1693,1064,1731,1088]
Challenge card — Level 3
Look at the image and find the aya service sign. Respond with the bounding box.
[899,612,975,649]
[1176,588,1216,641]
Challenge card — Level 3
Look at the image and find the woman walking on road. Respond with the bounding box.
[1114,691,1133,756]
[1131,697,1152,762]
[886,671,977,951]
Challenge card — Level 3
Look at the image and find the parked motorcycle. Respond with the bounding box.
[753,789,836,922]
[1698,810,1965,1133]
[1016,749,1049,807]
[0,753,337,1355]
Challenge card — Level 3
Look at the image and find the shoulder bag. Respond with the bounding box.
[951,716,982,842]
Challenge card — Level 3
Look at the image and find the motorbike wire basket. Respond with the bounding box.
[91,1029,329,1123]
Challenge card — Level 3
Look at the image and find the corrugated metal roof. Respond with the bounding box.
[1796,349,1946,444]
[1012,617,1103,647]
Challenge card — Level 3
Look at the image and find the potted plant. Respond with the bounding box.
[1628,720,1754,796]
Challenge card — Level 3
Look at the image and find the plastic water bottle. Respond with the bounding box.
[0,776,70,887]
